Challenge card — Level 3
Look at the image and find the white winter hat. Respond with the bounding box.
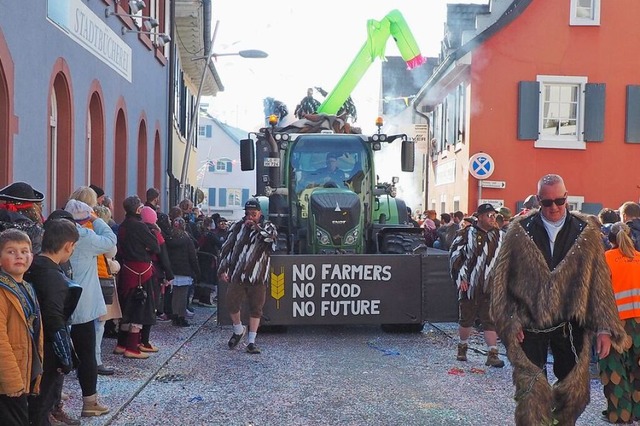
[64,199,94,222]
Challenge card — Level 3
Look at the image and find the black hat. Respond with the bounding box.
[0,182,45,202]
[89,184,104,198]
[476,203,496,215]
[244,198,261,211]
[46,209,75,223]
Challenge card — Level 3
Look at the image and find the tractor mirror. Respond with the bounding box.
[240,139,255,171]
[401,138,415,172]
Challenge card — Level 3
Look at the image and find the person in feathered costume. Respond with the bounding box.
[490,174,629,426]
[218,198,276,354]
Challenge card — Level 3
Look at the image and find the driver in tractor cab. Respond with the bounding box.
[315,153,346,186]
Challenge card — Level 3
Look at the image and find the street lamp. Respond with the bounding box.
[179,21,267,202]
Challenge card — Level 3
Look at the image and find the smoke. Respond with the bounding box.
[373,113,424,211]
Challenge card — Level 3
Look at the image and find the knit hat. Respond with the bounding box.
[140,206,158,224]
[64,199,94,222]
[89,184,104,198]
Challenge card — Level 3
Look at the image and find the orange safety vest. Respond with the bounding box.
[605,248,640,320]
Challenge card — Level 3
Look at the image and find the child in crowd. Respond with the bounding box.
[26,218,81,425]
[0,229,43,426]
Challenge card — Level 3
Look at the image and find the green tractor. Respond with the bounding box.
[217,115,455,330]
[240,115,425,256]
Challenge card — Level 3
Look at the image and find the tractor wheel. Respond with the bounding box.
[380,232,426,254]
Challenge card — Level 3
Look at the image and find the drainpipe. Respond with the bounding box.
[166,0,176,208]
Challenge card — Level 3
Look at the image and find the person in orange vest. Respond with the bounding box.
[601,222,640,424]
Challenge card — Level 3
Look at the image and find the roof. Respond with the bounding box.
[199,109,248,144]
[174,0,223,96]
[413,0,532,109]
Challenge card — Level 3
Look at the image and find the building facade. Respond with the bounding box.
[415,0,640,215]
[0,0,172,220]
[196,110,254,221]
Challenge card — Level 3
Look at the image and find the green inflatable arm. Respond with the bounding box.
[317,9,425,116]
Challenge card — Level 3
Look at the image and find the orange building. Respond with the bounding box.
[414,0,640,216]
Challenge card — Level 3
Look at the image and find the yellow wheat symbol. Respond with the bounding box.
[270,267,285,309]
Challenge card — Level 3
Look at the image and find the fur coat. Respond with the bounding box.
[218,218,277,285]
[490,210,627,425]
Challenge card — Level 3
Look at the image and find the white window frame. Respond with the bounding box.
[227,189,243,207]
[198,125,206,136]
[567,195,584,212]
[570,0,600,26]
[535,75,587,150]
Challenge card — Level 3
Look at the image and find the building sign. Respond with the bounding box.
[435,160,456,186]
[47,0,132,82]
[218,255,423,326]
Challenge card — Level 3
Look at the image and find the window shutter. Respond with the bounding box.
[241,189,250,205]
[580,202,603,215]
[626,85,640,143]
[208,188,216,206]
[584,83,605,142]
[226,161,232,172]
[219,188,227,207]
[206,125,212,138]
[517,81,539,140]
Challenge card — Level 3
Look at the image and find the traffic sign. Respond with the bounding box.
[469,153,495,180]
[479,199,504,208]
[480,180,506,189]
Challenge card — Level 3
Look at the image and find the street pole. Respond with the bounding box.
[179,21,220,202]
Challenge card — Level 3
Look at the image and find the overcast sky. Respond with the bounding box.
[204,0,488,133]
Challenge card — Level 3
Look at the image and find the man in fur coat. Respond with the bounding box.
[218,198,277,354]
[490,174,628,425]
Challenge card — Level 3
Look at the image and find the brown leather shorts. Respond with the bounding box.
[458,290,495,331]
[225,281,266,318]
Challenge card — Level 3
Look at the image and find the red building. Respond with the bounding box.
[415,0,640,215]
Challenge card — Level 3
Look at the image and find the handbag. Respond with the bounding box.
[123,262,153,305]
[99,277,116,305]
[99,255,115,304]
[133,284,147,304]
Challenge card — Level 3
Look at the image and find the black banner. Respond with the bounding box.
[218,254,423,326]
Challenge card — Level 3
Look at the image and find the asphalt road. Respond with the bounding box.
[59,306,620,426]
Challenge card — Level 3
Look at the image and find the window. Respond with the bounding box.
[209,158,232,173]
[570,0,600,26]
[198,126,206,136]
[226,189,243,207]
[536,75,587,150]
[567,195,584,212]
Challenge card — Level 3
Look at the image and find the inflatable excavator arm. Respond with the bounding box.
[317,9,425,116]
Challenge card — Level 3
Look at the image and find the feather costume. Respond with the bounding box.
[218,219,277,285]
[491,210,627,425]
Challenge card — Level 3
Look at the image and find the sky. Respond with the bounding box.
[205,0,489,133]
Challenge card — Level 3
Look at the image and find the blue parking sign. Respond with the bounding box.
[469,153,495,180]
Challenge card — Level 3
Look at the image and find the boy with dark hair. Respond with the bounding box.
[27,219,82,425]
[0,228,43,426]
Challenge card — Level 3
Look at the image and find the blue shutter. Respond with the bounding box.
[208,188,216,206]
[226,161,232,172]
[584,83,605,142]
[206,125,212,138]
[581,202,603,215]
[241,189,250,205]
[626,85,640,143]
[517,81,540,140]
[219,188,227,207]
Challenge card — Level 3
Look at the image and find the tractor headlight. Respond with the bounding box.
[344,228,359,245]
[316,228,332,245]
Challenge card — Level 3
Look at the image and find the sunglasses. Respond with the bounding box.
[538,197,567,207]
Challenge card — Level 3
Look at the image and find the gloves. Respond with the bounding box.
[52,327,74,374]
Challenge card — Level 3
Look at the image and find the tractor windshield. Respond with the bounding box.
[289,135,370,197]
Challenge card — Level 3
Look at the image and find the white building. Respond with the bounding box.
[196,111,255,221]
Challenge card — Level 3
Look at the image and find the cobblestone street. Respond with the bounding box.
[60,306,621,425]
